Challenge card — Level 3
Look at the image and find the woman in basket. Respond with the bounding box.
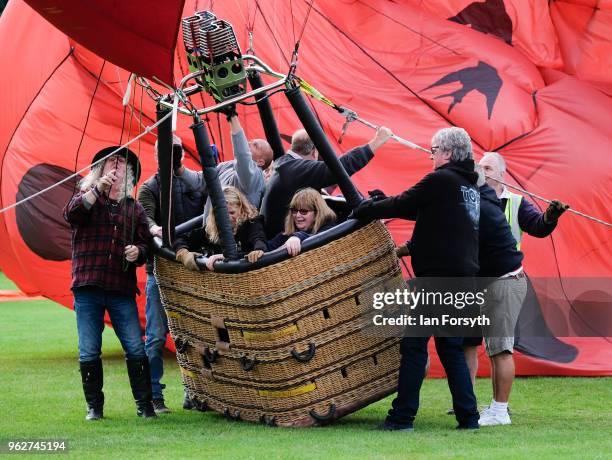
[268,188,337,257]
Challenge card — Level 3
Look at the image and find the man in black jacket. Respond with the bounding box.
[137,135,206,412]
[260,126,392,237]
[352,126,480,431]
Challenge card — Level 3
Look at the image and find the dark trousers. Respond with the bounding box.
[387,336,479,427]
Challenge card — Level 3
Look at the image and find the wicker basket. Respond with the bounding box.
[155,220,404,426]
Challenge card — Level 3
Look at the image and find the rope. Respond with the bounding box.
[132,84,145,241]
[296,0,315,43]
[287,0,315,78]
[289,0,297,45]
[72,60,107,195]
[487,177,612,229]
[283,75,431,153]
[121,80,138,271]
[254,0,291,67]
[337,107,431,153]
[0,110,174,215]
[235,0,258,58]
[276,75,612,229]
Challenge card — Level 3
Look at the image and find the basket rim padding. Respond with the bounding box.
[153,217,369,273]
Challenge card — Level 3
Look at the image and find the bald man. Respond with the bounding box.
[261,126,392,237]
[479,152,568,245]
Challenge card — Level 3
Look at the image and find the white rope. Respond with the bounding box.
[487,176,612,229]
[338,107,431,154]
[343,113,612,229]
[357,116,430,153]
[0,110,173,215]
[344,113,612,229]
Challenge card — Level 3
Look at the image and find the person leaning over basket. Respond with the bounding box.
[63,146,156,420]
[137,135,207,414]
[267,188,337,256]
[177,106,273,271]
[261,126,393,237]
[351,127,480,431]
[189,186,268,271]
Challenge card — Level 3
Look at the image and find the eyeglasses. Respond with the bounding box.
[290,208,314,215]
[430,146,441,155]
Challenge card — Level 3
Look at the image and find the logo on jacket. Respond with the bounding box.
[448,0,513,45]
[461,185,480,230]
[422,61,502,119]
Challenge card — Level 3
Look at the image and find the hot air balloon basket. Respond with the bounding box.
[155,220,404,426]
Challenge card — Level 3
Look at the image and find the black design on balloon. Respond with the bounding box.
[513,278,578,363]
[448,0,513,45]
[422,61,502,119]
[16,164,81,261]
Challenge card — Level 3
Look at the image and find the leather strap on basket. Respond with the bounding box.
[309,403,336,424]
[174,337,189,353]
[202,347,219,365]
[259,414,277,427]
[240,355,257,371]
[224,408,241,421]
[291,342,316,362]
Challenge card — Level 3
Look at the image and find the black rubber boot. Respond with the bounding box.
[80,359,104,421]
[126,357,157,418]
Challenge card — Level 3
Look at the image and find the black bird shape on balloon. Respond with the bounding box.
[422,61,502,119]
[448,0,513,45]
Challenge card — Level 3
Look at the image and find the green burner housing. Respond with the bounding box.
[182,11,246,102]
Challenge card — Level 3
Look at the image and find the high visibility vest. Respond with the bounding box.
[504,192,523,250]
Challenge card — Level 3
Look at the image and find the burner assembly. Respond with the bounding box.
[182,11,247,102]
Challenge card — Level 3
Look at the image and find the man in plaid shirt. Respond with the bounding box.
[64,146,155,421]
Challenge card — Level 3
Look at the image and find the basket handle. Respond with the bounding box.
[240,355,257,371]
[224,408,241,421]
[291,342,316,362]
[193,398,208,412]
[309,403,336,423]
[259,414,277,427]
[202,347,219,365]
[174,337,189,353]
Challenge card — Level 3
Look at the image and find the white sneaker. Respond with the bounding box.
[478,409,511,426]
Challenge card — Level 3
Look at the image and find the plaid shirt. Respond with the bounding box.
[63,190,152,297]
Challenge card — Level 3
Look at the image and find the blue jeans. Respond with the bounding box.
[387,337,479,428]
[144,274,169,400]
[74,287,145,362]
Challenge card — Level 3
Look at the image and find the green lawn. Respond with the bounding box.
[0,273,610,459]
[0,272,17,290]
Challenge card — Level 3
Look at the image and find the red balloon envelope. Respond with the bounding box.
[0,0,610,375]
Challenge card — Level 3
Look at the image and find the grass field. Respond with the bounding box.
[0,273,610,459]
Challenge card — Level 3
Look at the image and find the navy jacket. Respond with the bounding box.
[501,196,557,238]
[479,185,524,277]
